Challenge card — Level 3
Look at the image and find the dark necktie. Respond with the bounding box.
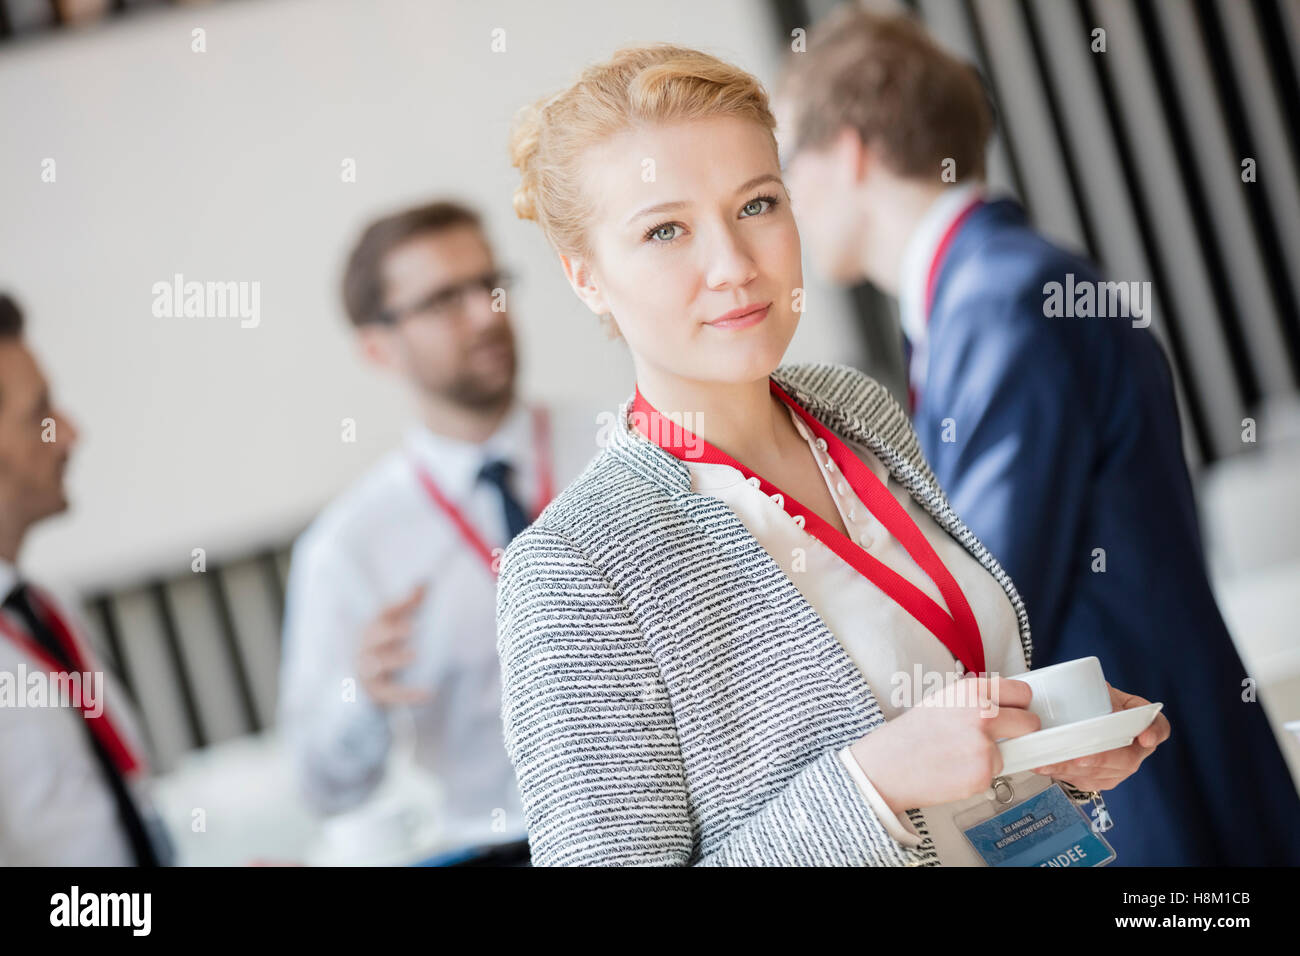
[476,458,531,543]
[3,583,162,866]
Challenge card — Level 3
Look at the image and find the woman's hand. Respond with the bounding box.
[849,675,1041,813]
[1030,682,1170,791]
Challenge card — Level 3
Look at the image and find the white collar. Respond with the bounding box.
[897,182,986,349]
[403,397,534,501]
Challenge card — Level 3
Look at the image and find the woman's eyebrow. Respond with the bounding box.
[624,172,784,226]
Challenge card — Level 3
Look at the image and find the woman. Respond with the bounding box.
[496,44,1170,866]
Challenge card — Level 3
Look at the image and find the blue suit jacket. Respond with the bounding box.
[914,198,1300,865]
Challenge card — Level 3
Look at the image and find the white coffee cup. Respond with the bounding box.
[1009,656,1112,729]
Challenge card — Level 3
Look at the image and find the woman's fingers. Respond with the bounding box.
[984,702,1041,740]
[1060,773,1127,791]
[1033,733,1155,784]
[1137,711,1171,748]
[1032,685,1169,774]
[987,676,1033,711]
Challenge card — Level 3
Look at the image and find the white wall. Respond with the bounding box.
[0,0,864,594]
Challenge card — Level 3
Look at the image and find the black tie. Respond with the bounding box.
[476,458,531,543]
[3,584,162,866]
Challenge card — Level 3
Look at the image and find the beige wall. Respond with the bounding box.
[0,0,865,594]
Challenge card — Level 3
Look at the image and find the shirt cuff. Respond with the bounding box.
[838,746,925,848]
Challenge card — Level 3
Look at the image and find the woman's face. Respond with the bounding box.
[562,114,803,388]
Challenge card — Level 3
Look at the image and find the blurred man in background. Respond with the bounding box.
[278,201,597,859]
[0,293,172,865]
[775,4,1300,864]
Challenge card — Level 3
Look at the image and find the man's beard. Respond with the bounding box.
[439,345,516,409]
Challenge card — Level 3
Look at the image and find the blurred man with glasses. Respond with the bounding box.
[278,201,598,863]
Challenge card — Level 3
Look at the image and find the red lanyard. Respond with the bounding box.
[0,585,143,775]
[910,196,984,413]
[411,405,555,577]
[631,379,986,676]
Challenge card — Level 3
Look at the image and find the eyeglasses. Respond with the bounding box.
[379,269,516,324]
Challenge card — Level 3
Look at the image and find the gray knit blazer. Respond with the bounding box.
[496,361,1091,866]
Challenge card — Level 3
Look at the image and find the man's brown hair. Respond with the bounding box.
[341,200,484,327]
[779,4,994,182]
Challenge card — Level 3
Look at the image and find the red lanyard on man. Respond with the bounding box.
[410,405,554,577]
[0,585,144,776]
[908,195,985,414]
[631,379,986,676]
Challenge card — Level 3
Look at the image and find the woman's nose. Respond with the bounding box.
[703,225,759,290]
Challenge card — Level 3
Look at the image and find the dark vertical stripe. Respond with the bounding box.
[1076,0,1216,462]
[261,549,287,641]
[207,568,261,733]
[959,0,1033,216]
[1251,0,1300,199]
[151,582,207,749]
[90,594,159,760]
[769,0,811,39]
[1193,0,1300,385]
[90,596,137,710]
[1134,0,1262,409]
[1018,0,1101,259]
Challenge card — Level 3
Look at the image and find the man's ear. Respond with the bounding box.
[838,126,871,185]
[355,323,403,374]
[558,252,610,317]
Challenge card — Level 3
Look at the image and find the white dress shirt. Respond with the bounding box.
[897,182,986,399]
[0,559,159,865]
[278,396,599,849]
[683,402,1036,865]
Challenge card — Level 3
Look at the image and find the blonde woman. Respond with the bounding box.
[496,44,1170,866]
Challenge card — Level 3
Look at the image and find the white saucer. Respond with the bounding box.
[997,702,1164,776]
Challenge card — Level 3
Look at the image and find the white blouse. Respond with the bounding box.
[683,402,1038,865]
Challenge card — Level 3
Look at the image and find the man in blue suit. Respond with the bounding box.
[776,5,1300,864]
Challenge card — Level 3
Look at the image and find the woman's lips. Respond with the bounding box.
[705,303,770,330]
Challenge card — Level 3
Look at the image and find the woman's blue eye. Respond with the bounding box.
[642,194,780,244]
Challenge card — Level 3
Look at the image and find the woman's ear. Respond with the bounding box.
[559,251,610,317]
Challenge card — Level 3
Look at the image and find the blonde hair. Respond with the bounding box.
[508,44,780,337]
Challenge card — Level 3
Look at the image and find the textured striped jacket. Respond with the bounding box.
[496,361,1090,866]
